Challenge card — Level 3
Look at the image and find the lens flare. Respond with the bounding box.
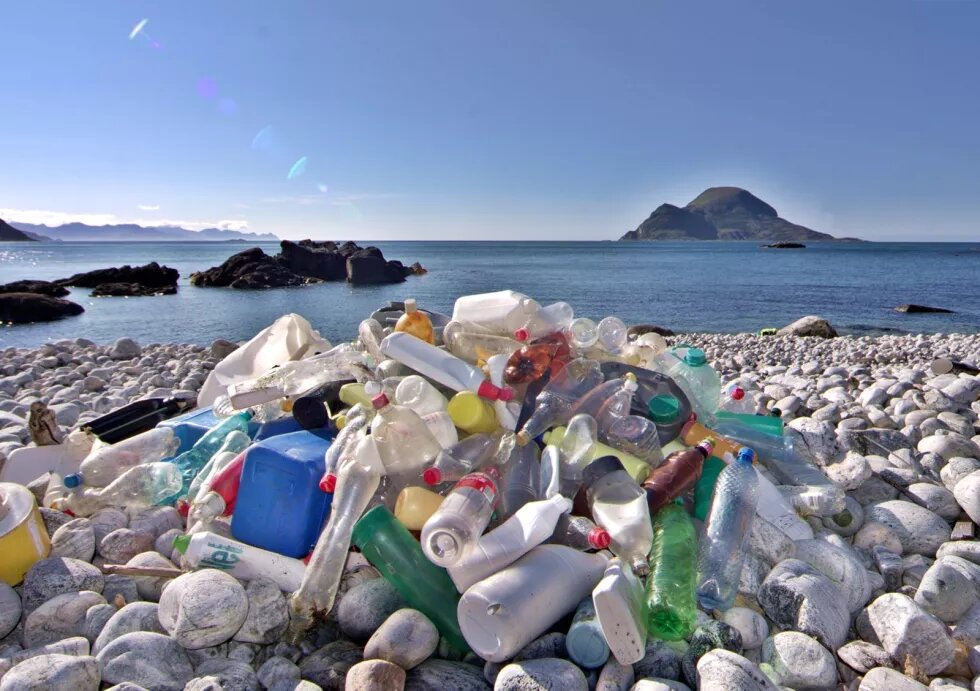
[287,156,308,180]
[251,125,275,151]
[129,19,148,40]
[317,183,329,194]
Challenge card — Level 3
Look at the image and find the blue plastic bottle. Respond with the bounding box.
[695,448,760,611]
[158,407,260,456]
[231,429,334,558]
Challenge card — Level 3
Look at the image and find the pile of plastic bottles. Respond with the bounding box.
[42,290,850,665]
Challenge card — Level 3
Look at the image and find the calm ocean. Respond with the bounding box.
[1,241,978,348]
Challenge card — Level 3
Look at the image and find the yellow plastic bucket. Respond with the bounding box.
[0,482,51,585]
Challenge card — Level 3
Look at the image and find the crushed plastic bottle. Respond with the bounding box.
[514,301,574,342]
[394,298,435,344]
[645,501,698,641]
[443,321,523,364]
[164,411,253,503]
[53,462,183,517]
[65,427,179,489]
[320,404,371,493]
[369,390,442,488]
[227,345,362,410]
[423,433,498,486]
[581,457,653,577]
[515,358,604,445]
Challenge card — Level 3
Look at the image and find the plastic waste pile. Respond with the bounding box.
[16,290,854,674]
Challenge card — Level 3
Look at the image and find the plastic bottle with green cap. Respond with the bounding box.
[646,394,687,443]
[173,531,307,593]
[644,500,698,641]
[664,347,721,424]
[352,505,469,654]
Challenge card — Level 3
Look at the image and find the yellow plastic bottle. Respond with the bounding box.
[542,428,650,484]
[339,383,372,408]
[679,420,741,460]
[0,483,51,585]
[447,391,499,434]
[395,299,435,344]
[394,486,445,531]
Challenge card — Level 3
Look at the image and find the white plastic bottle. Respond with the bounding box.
[752,461,814,541]
[451,290,542,336]
[582,457,653,577]
[395,375,450,416]
[173,531,306,592]
[421,470,499,567]
[592,558,648,665]
[447,495,571,592]
[457,545,609,662]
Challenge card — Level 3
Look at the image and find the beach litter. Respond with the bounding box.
[0,289,978,690]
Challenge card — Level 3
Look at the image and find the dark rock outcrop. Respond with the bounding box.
[0,293,84,324]
[0,218,37,241]
[347,250,410,285]
[895,304,954,314]
[764,242,806,248]
[279,240,347,281]
[0,280,69,297]
[190,248,309,289]
[91,283,178,297]
[627,323,676,338]
[58,262,179,289]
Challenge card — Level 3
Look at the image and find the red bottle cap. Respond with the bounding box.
[476,380,514,401]
[371,392,390,409]
[514,328,530,342]
[422,467,442,486]
[176,499,190,518]
[589,527,611,550]
[319,473,337,493]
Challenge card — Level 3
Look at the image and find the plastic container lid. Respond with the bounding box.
[647,395,681,424]
[176,499,190,517]
[447,392,488,430]
[684,348,707,367]
[371,392,390,410]
[589,527,612,550]
[580,456,625,493]
[422,467,442,486]
[404,298,417,313]
[514,328,530,342]
[63,473,83,489]
[729,386,745,401]
[319,473,337,493]
[172,534,190,554]
[737,447,756,465]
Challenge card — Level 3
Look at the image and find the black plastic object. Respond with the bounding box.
[291,378,356,430]
[81,396,196,444]
[599,362,692,444]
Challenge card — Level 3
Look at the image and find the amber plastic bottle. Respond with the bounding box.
[642,440,714,514]
[394,299,435,344]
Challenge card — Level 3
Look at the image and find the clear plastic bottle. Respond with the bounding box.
[596,316,628,354]
[52,462,183,516]
[320,404,371,493]
[547,513,611,551]
[603,415,664,468]
[421,469,499,567]
[420,411,459,449]
[515,358,604,445]
[227,345,362,410]
[514,302,574,342]
[66,427,180,489]
[184,431,252,505]
[443,321,523,364]
[358,318,386,364]
[423,433,498,486]
[394,298,435,344]
[567,317,599,351]
[696,448,760,611]
[568,376,633,424]
[582,457,653,577]
[644,502,698,641]
[642,440,714,515]
[394,375,450,415]
[451,290,541,336]
[718,383,760,414]
[665,348,721,423]
[553,414,597,498]
[165,411,253,503]
[369,391,442,488]
[187,449,248,527]
[497,442,541,521]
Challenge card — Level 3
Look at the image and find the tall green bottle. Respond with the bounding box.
[644,502,698,641]
[693,456,727,521]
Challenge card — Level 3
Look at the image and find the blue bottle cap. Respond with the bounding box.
[736,447,755,464]
[684,348,707,367]
[63,473,83,488]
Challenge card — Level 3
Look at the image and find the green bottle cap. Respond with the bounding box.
[684,348,707,367]
[172,534,190,554]
[352,504,397,550]
[648,395,681,424]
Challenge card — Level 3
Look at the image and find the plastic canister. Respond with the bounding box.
[231,430,334,558]
[592,558,648,665]
[0,483,51,585]
[566,598,610,668]
[393,486,445,531]
[457,544,609,662]
[447,392,499,434]
[352,505,468,654]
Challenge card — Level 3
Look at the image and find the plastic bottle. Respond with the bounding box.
[603,415,664,469]
[421,469,499,567]
[380,332,512,401]
[291,377,356,430]
[183,431,252,505]
[568,376,634,425]
[457,545,609,662]
[486,354,522,431]
[592,558,648,665]
[423,433,498,486]
[227,345,362,410]
[514,301,574,342]
[65,427,180,489]
[696,448,760,611]
[566,598,610,669]
[679,418,744,461]
[451,290,541,336]
[369,391,442,487]
[718,383,760,414]
[393,486,444,531]
[596,316,628,354]
[352,505,469,654]
[420,411,459,450]
[174,531,306,593]
[582,457,653,577]
[358,318,386,364]
[642,440,714,515]
[504,338,567,385]
[547,513,611,551]
[287,446,382,640]
[693,455,727,521]
[542,426,650,485]
[664,348,721,423]
[567,317,599,350]
[187,449,247,527]
[320,405,371,493]
[394,298,435,344]
[52,462,183,516]
[165,411,252,503]
[539,444,562,499]
[447,494,571,592]
[515,358,604,445]
[447,392,499,434]
[644,502,698,641]
[395,375,450,415]
[443,321,522,364]
[83,395,195,445]
[497,442,541,522]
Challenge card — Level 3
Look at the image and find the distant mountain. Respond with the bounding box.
[10,221,278,243]
[620,187,862,242]
[0,218,38,241]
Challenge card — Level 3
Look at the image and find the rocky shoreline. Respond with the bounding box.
[0,331,978,690]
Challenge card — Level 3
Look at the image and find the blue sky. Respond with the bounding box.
[1,1,978,241]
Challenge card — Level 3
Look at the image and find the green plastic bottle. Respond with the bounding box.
[644,502,698,641]
[693,456,727,521]
[352,505,469,655]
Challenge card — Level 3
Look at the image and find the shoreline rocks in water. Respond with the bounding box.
[0,293,85,325]
[191,239,426,289]
[896,304,955,314]
[57,262,180,293]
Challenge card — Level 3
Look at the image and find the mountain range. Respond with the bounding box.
[8,221,278,243]
[620,187,863,242]
[0,218,36,241]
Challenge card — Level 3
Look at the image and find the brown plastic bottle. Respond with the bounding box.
[504,334,570,385]
[642,440,714,514]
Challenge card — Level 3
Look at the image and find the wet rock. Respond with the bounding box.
[495,658,587,691]
[913,556,980,623]
[92,602,166,654]
[633,639,682,681]
[858,667,929,690]
[278,240,347,281]
[866,501,951,557]
[24,591,106,648]
[0,280,69,297]
[297,639,363,689]
[49,518,96,562]
[760,631,836,690]
[0,583,22,640]
[98,529,155,564]
[0,293,84,324]
[404,659,489,690]
[96,632,194,691]
[190,248,307,289]
[158,570,249,649]
[232,577,288,644]
[336,577,405,643]
[345,659,406,691]
[21,557,103,613]
[758,559,850,650]
[681,620,743,686]
[694,649,780,691]
[58,263,178,290]
[194,658,261,691]
[836,641,895,674]
[0,653,100,691]
[866,593,954,675]
[363,608,439,670]
[718,607,769,650]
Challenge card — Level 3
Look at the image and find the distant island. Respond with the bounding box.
[0,218,37,241]
[6,220,278,243]
[619,187,865,242]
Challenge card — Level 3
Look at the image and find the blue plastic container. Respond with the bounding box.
[158,407,260,456]
[231,429,334,558]
[253,416,305,442]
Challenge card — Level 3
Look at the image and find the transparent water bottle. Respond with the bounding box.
[422,433,498,486]
[514,301,575,342]
[184,430,252,505]
[394,298,435,344]
[718,383,760,414]
[66,427,180,489]
[696,448,760,612]
[497,442,541,521]
[166,411,252,503]
[596,316,628,354]
[582,457,653,577]
[516,358,604,445]
[547,513,611,551]
[369,390,442,488]
[567,317,599,351]
[421,469,499,567]
[645,501,698,641]
[443,321,523,364]
[395,375,449,415]
[52,462,183,516]
[555,414,597,498]
[358,318,386,364]
[665,348,721,423]
[320,404,371,493]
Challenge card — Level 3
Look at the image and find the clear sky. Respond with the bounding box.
[1,1,978,241]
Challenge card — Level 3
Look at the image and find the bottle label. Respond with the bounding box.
[199,539,243,570]
[456,473,499,508]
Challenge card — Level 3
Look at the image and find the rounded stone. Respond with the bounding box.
[854,521,904,555]
[495,658,588,691]
[256,656,301,690]
[337,577,406,643]
[718,607,769,650]
[0,582,22,640]
[24,591,106,648]
[193,658,260,691]
[21,557,104,613]
[96,632,194,691]
[98,529,155,564]
[93,602,166,655]
[866,500,951,557]
[0,653,101,691]
[232,576,288,645]
[82,603,117,644]
[124,552,177,602]
[344,659,406,691]
[158,570,248,649]
[904,483,962,522]
[866,593,954,675]
[761,631,837,690]
[858,667,929,690]
[695,649,780,691]
[89,509,128,545]
[918,433,978,461]
[913,556,980,623]
[364,608,439,670]
[49,518,96,562]
[127,506,182,539]
[953,470,980,524]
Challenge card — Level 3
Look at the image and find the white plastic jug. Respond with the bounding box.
[457,545,609,662]
[174,531,306,592]
[592,558,648,665]
[451,290,541,336]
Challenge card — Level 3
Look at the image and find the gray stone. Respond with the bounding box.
[905,483,962,522]
[96,632,194,691]
[128,506,182,539]
[757,559,850,650]
[937,541,980,566]
[854,522,904,555]
[913,556,980,623]
[494,658,586,691]
[953,470,980,524]
[595,658,634,691]
[21,557,103,613]
[158,570,248,649]
[0,653,100,691]
[633,639,681,681]
[232,577,288,645]
[257,656,302,690]
[182,676,223,691]
[866,593,954,675]
[364,608,439,671]
[851,477,900,506]
[404,659,489,691]
[629,681,690,691]
[873,546,904,591]
[718,607,769,650]
[918,433,978,461]
[155,529,183,558]
[89,508,128,545]
[858,667,929,690]
[24,591,106,648]
[109,338,141,360]
[82,603,116,643]
[792,539,872,613]
[826,452,873,490]
[125,552,177,601]
[92,602,166,654]
[344,659,405,691]
[760,631,836,691]
[840,428,913,457]
[694,649,779,691]
[101,574,140,606]
[38,507,73,536]
[298,639,363,689]
[866,501,951,557]
[822,496,865,537]
[194,659,261,691]
[98,529,155,564]
[787,418,842,465]
[0,582,21,640]
[49,518,96,562]
[337,577,406,643]
[513,633,566,662]
[941,458,980,492]
[836,641,894,674]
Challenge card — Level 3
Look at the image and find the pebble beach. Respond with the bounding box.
[1,330,979,691]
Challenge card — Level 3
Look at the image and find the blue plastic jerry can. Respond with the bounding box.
[231,429,334,558]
